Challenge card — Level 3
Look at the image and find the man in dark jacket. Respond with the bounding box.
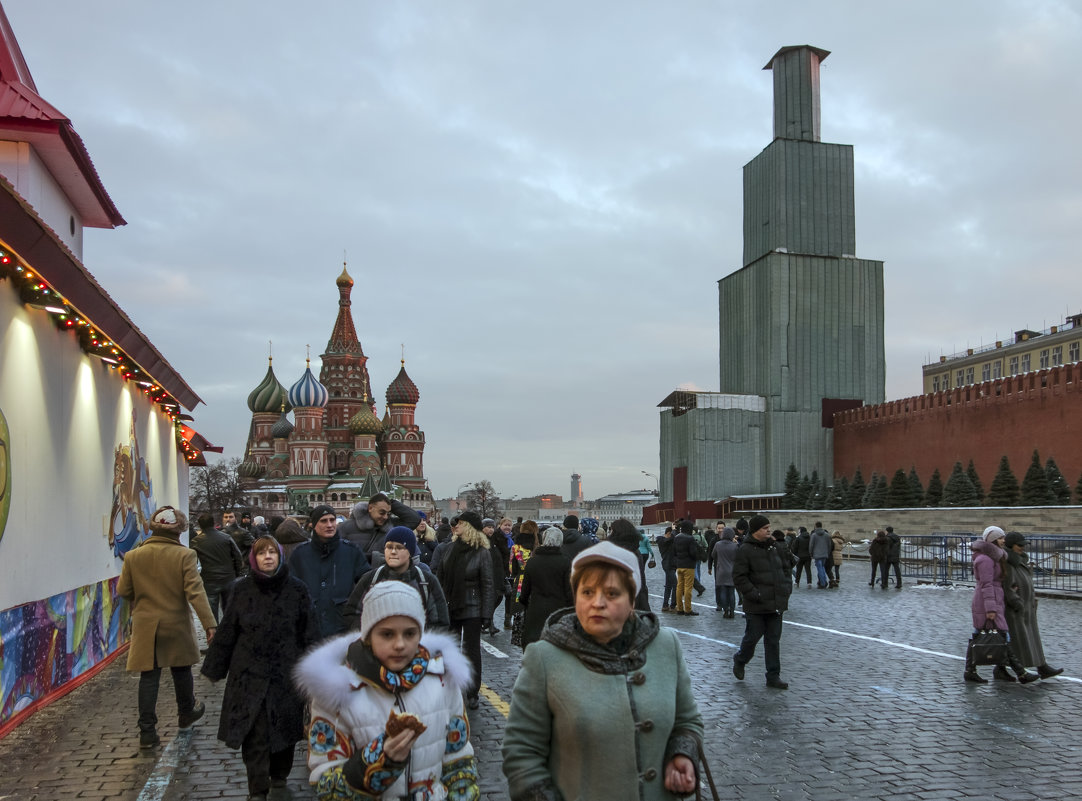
[672,520,700,615]
[732,514,792,689]
[336,492,421,565]
[221,510,254,561]
[885,525,903,589]
[809,522,832,589]
[288,505,369,639]
[792,526,812,587]
[559,515,592,561]
[190,513,244,620]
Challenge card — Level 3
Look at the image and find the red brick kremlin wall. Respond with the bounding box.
[833,364,1082,489]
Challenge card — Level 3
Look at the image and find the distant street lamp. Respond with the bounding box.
[642,471,659,494]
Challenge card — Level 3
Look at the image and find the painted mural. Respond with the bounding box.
[109,409,155,558]
[0,577,129,729]
[0,405,9,545]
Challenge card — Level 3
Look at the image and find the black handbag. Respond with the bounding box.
[510,611,524,648]
[970,627,1009,666]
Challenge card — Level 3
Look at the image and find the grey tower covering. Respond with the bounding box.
[707,45,885,497]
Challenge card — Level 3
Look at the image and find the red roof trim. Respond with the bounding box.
[0,173,202,410]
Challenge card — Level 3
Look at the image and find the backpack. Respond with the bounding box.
[371,564,429,609]
[693,533,709,562]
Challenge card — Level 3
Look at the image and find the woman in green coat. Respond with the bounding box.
[1001,531,1062,680]
[502,541,704,801]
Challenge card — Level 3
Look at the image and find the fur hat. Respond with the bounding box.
[571,541,642,597]
[456,511,484,531]
[983,525,1006,543]
[519,520,539,536]
[563,514,579,530]
[309,504,336,524]
[747,514,770,534]
[481,518,496,529]
[359,582,426,641]
[149,506,187,536]
[385,525,418,556]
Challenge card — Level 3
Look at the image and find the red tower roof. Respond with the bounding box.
[0,3,125,228]
[324,266,364,356]
[386,360,419,406]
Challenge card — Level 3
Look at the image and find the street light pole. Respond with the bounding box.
[642,471,659,495]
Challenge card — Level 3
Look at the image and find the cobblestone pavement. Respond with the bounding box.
[2,562,1081,800]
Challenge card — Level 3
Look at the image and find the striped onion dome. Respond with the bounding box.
[386,360,420,405]
[247,359,291,413]
[238,459,265,479]
[287,361,329,409]
[349,396,383,436]
[270,408,294,439]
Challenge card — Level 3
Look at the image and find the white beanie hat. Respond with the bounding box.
[571,540,642,597]
[983,525,1006,543]
[359,582,426,641]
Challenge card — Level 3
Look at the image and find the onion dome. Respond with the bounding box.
[349,395,383,436]
[238,458,265,479]
[386,360,419,405]
[336,265,354,287]
[270,408,294,439]
[288,360,329,408]
[247,358,291,413]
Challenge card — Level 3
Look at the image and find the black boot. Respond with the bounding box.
[1038,664,1064,679]
[992,665,1017,682]
[963,641,987,683]
[1009,656,1039,683]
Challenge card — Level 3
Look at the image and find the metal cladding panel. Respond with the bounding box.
[742,140,855,266]
[770,46,824,142]
[765,410,834,491]
[681,407,767,500]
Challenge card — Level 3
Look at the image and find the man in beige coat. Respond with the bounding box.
[118,506,217,749]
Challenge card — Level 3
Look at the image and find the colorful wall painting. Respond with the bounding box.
[109,409,155,558]
[0,577,129,730]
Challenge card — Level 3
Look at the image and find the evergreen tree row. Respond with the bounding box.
[782,450,1078,509]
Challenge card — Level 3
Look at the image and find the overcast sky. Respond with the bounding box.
[6,1,1081,500]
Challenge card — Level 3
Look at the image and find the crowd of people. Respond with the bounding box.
[115,499,1066,800]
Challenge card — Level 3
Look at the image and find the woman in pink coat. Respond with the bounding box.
[965,526,1037,684]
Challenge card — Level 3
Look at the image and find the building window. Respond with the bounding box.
[932,375,940,392]
[1040,349,1050,369]
[1022,353,1031,372]
[981,363,991,382]
[1052,346,1063,367]
[966,367,974,385]
[943,373,950,389]
[1071,341,1080,362]
[993,361,1002,379]
[957,369,965,387]
[1009,356,1019,376]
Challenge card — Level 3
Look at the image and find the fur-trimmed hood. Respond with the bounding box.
[293,629,472,711]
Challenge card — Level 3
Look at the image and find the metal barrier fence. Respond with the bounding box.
[884,533,1082,592]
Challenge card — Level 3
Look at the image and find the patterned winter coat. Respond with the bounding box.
[201,563,318,750]
[293,630,478,801]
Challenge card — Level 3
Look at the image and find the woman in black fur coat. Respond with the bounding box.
[202,535,319,800]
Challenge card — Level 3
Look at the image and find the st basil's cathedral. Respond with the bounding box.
[237,267,433,517]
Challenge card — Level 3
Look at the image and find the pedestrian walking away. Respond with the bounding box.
[293,582,480,800]
[732,514,792,689]
[1001,530,1062,680]
[709,526,738,617]
[118,506,217,750]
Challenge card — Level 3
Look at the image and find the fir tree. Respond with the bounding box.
[783,463,801,507]
[1076,471,1082,505]
[942,461,979,507]
[806,470,824,510]
[887,468,912,508]
[827,476,850,510]
[847,468,866,509]
[966,460,985,504]
[987,455,1020,507]
[907,467,924,506]
[1020,450,1054,506]
[1046,457,1071,505]
[868,475,889,507]
[925,468,944,506]
[793,473,811,509]
[861,472,878,508]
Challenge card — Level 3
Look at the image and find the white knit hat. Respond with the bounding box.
[571,540,641,597]
[983,525,1006,543]
[359,582,426,641]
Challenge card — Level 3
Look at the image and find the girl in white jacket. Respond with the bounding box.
[294,582,479,800]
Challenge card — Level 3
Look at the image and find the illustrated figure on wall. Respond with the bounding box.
[0,405,9,545]
[110,410,155,558]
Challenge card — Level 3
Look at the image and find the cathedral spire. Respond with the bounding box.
[325,264,364,355]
